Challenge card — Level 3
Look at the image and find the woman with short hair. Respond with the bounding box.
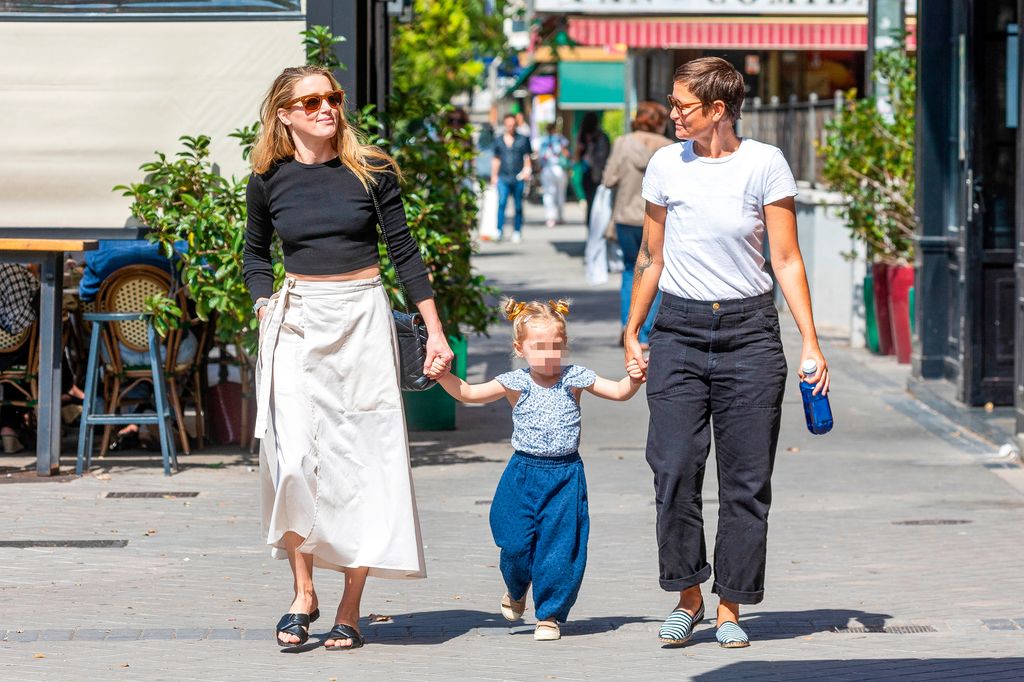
[244,65,453,652]
[625,57,830,649]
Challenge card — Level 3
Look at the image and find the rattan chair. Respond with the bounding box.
[0,322,38,413]
[93,264,206,458]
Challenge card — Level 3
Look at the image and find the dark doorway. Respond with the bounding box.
[959,0,1018,405]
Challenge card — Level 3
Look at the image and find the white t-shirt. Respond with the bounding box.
[641,138,798,301]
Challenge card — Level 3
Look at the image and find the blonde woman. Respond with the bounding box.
[244,65,453,651]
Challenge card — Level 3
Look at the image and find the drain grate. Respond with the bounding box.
[474,500,492,505]
[892,519,972,526]
[0,540,128,548]
[833,625,937,634]
[104,492,199,499]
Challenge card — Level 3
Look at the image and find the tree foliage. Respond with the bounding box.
[821,45,916,261]
[392,0,508,102]
[114,134,271,356]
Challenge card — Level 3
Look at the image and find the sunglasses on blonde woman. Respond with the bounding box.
[285,89,344,114]
[666,94,704,116]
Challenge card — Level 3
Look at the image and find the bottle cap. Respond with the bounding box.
[801,359,818,377]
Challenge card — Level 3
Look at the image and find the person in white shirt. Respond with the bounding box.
[624,57,830,650]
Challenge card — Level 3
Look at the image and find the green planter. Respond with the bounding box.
[864,273,880,353]
[909,285,915,337]
[402,334,467,431]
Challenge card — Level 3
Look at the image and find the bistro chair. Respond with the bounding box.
[97,264,208,455]
[0,321,39,417]
[75,265,203,474]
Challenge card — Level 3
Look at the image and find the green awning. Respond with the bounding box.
[504,62,539,98]
[557,61,625,110]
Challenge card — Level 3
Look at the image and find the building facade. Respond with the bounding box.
[913,1,1023,435]
[532,0,917,115]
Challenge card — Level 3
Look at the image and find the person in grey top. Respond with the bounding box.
[437,298,643,641]
[602,101,674,347]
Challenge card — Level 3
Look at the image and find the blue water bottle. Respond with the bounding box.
[799,359,833,435]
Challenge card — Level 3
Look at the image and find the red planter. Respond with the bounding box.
[870,262,894,355]
[887,264,915,364]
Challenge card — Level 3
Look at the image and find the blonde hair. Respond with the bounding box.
[503,297,571,345]
[250,65,401,188]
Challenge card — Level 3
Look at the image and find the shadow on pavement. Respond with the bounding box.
[356,609,504,646]
[692,658,1024,680]
[685,608,894,644]
[351,609,659,645]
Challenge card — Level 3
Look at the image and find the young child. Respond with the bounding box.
[436,298,645,641]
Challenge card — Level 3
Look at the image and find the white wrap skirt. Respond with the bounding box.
[255,276,426,579]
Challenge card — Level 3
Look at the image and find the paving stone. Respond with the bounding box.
[103,630,140,641]
[139,628,177,640]
[72,629,111,641]
[39,629,74,641]
[983,619,1020,631]
[206,628,242,640]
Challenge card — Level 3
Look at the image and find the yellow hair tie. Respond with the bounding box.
[506,302,528,321]
[548,300,569,317]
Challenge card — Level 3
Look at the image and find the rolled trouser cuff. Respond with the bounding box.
[659,563,712,592]
[712,581,764,605]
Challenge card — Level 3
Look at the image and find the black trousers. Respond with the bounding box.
[645,292,787,604]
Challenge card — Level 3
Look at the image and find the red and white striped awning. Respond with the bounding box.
[568,17,916,51]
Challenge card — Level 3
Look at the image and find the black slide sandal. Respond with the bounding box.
[324,623,365,651]
[275,613,312,647]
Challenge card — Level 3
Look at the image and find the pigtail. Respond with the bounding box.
[548,299,570,317]
[503,297,527,321]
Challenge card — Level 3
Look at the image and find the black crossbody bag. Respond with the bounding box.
[368,184,436,392]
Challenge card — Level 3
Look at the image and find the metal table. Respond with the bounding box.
[0,227,147,475]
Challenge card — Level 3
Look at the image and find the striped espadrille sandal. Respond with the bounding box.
[715,620,750,648]
[658,602,705,645]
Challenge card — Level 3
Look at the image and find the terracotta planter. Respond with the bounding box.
[870,262,894,355]
[887,264,915,364]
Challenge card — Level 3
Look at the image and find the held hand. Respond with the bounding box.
[626,358,646,383]
[257,306,267,322]
[424,332,454,380]
[800,344,830,396]
[624,334,648,380]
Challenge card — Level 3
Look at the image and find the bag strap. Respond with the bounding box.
[367,181,412,313]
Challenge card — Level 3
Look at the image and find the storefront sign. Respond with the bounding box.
[534,0,906,16]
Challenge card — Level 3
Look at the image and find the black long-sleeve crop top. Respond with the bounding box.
[242,156,433,304]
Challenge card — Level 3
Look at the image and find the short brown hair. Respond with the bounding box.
[673,57,745,122]
[631,101,668,133]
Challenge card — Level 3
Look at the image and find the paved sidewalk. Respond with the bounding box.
[2,200,1024,680]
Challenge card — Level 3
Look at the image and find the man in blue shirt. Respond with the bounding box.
[490,114,533,242]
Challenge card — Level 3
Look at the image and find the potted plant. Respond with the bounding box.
[821,44,916,362]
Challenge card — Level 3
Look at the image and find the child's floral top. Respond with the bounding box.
[495,365,597,457]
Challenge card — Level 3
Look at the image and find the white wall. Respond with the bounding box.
[784,188,867,346]
[0,20,305,228]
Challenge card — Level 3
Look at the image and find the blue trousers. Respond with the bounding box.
[496,179,525,236]
[489,451,589,623]
[617,223,661,343]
